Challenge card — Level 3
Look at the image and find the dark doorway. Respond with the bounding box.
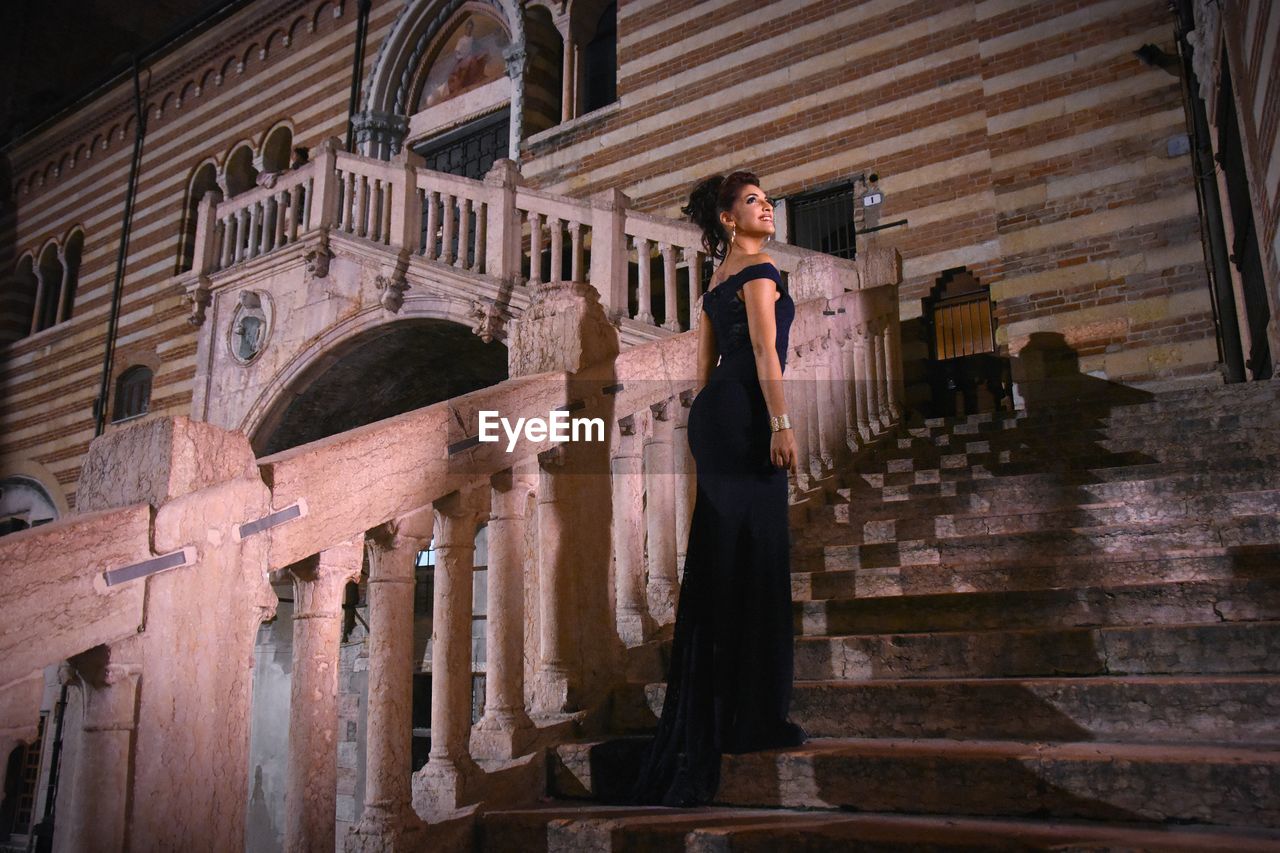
[252,319,507,456]
[922,268,1011,417]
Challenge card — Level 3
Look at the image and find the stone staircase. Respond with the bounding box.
[480,380,1280,851]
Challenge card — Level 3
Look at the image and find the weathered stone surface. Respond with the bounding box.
[77,415,257,512]
[0,504,150,688]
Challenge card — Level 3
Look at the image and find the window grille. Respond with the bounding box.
[786,181,857,260]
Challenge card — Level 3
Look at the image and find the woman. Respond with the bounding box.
[630,170,807,807]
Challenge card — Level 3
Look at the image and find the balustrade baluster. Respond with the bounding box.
[659,243,680,331]
[441,193,456,264]
[473,201,487,273]
[529,212,544,284]
[636,237,654,324]
[382,180,394,245]
[684,247,701,330]
[569,221,583,282]
[549,217,564,282]
[424,190,438,259]
[221,215,236,269]
[300,177,313,235]
[457,198,472,269]
[356,175,370,238]
[854,325,873,441]
[247,202,262,259]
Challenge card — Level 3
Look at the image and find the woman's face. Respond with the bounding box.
[724,184,775,238]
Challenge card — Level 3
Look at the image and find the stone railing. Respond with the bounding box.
[184,141,893,343]
[9,165,902,851]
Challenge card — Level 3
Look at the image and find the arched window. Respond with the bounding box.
[35,244,63,333]
[0,475,59,536]
[61,230,84,322]
[112,365,153,422]
[178,163,219,273]
[523,6,563,135]
[261,125,293,173]
[581,2,617,114]
[0,257,38,344]
[225,146,258,197]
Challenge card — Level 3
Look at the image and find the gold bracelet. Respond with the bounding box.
[769,413,792,432]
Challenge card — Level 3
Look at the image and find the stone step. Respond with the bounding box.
[621,676,1280,744]
[622,619,1280,686]
[863,454,1280,503]
[802,515,1280,576]
[710,737,1280,827]
[797,577,1280,637]
[801,489,1280,549]
[548,737,1280,827]
[855,445,1272,490]
[813,465,1280,531]
[479,802,1280,852]
[793,621,1280,680]
[902,410,1278,449]
[791,547,1280,600]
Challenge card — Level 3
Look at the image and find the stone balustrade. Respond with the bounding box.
[184,142,897,343]
[7,165,902,850]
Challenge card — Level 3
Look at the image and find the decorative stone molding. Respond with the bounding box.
[304,229,333,279]
[468,297,511,343]
[183,275,213,327]
[507,280,619,377]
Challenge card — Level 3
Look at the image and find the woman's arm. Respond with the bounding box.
[695,302,718,393]
[741,260,797,471]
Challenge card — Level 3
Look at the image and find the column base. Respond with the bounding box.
[413,755,481,814]
[647,578,677,625]
[344,802,428,853]
[471,708,538,759]
[616,608,654,647]
[530,664,575,715]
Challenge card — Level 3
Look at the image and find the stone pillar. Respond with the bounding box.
[484,159,524,283]
[588,187,630,315]
[347,510,432,852]
[644,400,678,625]
[673,393,696,582]
[284,540,363,853]
[874,319,892,428]
[472,467,538,758]
[814,338,837,470]
[415,488,486,813]
[611,415,651,646]
[533,448,574,714]
[858,322,881,435]
[60,649,140,853]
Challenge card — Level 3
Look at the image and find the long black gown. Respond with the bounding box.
[631,260,807,807]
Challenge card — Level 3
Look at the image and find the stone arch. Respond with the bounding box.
[60,228,85,323]
[523,4,562,137]
[246,302,507,456]
[225,144,259,196]
[177,161,219,274]
[1,254,38,344]
[0,458,68,535]
[261,123,295,173]
[359,0,515,155]
[35,241,63,332]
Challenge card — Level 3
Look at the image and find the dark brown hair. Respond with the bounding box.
[681,170,760,262]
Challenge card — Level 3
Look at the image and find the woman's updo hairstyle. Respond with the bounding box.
[681,170,760,262]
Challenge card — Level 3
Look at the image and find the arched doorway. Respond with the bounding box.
[252,318,508,456]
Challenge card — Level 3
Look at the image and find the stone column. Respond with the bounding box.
[874,318,892,428]
[347,510,432,853]
[858,322,881,435]
[60,649,140,853]
[285,540,363,853]
[611,415,651,646]
[644,400,678,625]
[673,392,696,583]
[472,467,538,758]
[814,338,838,470]
[533,447,574,714]
[416,488,486,812]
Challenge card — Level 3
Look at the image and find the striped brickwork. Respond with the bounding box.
[0,0,1245,512]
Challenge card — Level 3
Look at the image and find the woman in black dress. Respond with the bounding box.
[631,170,807,807]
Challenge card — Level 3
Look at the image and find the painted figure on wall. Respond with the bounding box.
[417,15,509,110]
